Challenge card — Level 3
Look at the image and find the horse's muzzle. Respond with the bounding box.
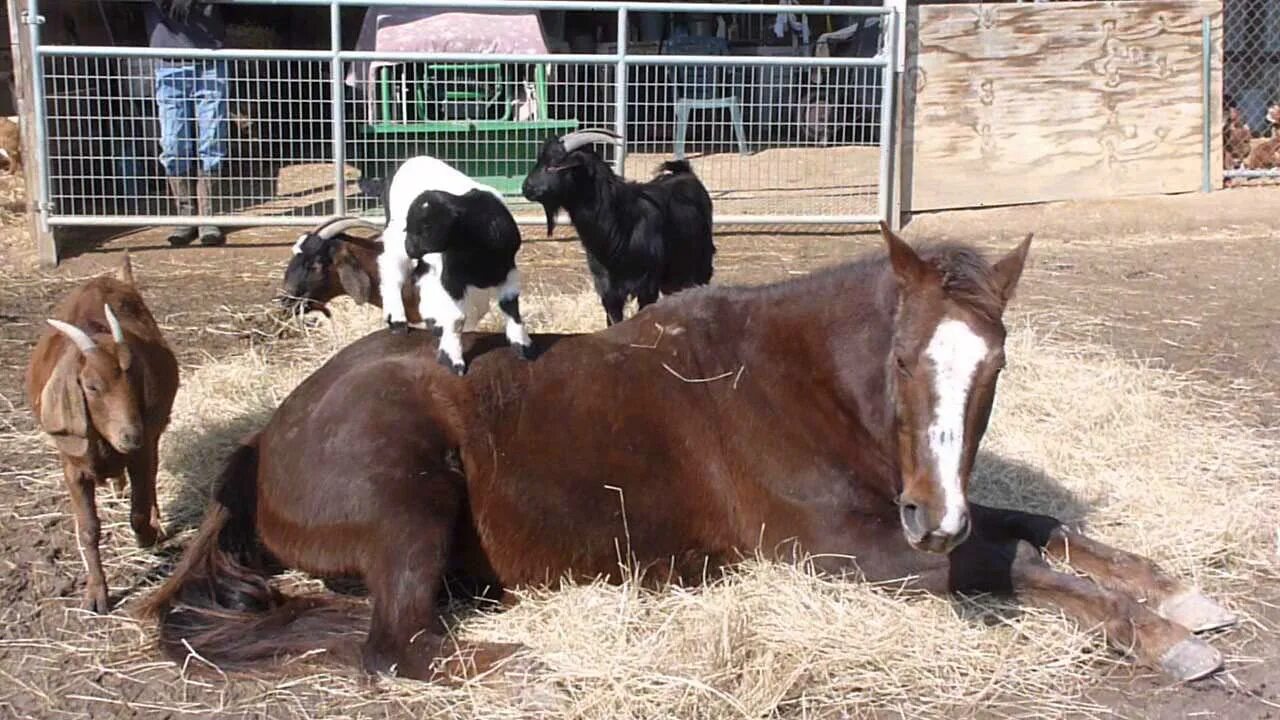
[899,501,971,555]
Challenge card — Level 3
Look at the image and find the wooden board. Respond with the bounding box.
[901,0,1222,212]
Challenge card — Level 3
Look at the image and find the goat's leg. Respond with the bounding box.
[635,284,660,311]
[126,440,165,548]
[587,258,626,326]
[971,504,1237,633]
[62,464,109,613]
[599,287,627,326]
[416,272,467,375]
[496,269,535,360]
[376,228,413,334]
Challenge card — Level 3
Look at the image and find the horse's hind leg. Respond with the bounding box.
[363,503,524,681]
[948,536,1223,681]
[971,504,1237,633]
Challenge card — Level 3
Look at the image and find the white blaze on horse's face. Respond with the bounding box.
[923,317,990,536]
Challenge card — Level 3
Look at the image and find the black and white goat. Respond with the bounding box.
[379,155,533,375]
[522,128,715,325]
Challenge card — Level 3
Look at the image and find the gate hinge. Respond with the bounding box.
[20,11,46,26]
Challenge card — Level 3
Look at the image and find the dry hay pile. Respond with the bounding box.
[5,293,1278,719]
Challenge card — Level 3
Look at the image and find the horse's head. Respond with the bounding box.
[880,223,1032,554]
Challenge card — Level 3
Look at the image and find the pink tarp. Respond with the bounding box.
[345,5,550,124]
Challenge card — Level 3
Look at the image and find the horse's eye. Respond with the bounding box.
[895,355,910,374]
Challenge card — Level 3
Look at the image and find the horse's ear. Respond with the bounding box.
[880,221,927,288]
[992,233,1033,304]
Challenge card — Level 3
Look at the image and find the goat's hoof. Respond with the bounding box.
[82,587,110,614]
[133,526,159,548]
[436,350,466,376]
[388,321,409,336]
[516,343,538,361]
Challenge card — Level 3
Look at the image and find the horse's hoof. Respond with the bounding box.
[1158,637,1223,682]
[388,321,408,335]
[1159,590,1239,633]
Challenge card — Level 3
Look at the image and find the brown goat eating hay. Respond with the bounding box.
[145,227,1235,684]
[26,254,180,613]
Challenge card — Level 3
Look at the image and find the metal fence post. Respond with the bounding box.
[330,0,347,216]
[615,6,628,178]
[26,0,53,259]
[877,8,898,227]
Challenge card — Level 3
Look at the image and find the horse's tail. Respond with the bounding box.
[140,436,365,672]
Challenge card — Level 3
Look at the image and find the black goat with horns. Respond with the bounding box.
[522,128,716,326]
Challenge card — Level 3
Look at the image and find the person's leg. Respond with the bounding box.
[155,63,197,246]
[193,60,229,245]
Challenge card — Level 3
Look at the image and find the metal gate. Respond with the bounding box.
[23,0,900,235]
[1224,0,1280,182]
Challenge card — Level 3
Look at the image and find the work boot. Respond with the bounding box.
[164,176,197,246]
[196,171,225,246]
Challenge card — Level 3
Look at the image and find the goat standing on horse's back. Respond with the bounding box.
[380,155,534,374]
[522,128,715,325]
[26,254,179,613]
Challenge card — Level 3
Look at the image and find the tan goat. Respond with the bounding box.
[25,254,180,613]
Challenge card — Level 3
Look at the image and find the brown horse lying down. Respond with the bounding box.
[145,226,1236,683]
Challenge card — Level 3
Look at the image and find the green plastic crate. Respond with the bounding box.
[357,63,578,195]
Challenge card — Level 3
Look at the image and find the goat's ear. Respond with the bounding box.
[39,349,89,456]
[333,245,372,305]
[556,153,588,172]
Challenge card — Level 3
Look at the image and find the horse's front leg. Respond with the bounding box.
[970,503,1238,633]
[821,514,1224,682]
[946,532,1223,682]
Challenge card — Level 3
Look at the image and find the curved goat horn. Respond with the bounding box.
[316,216,382,240]
[104,304,125,344]
[47,319,97,353]
[561,128,624,153]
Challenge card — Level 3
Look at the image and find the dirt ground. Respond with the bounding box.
[0,180,1277,718]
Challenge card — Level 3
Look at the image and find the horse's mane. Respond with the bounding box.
[699,241,1002,315]
[916,243,1006,323]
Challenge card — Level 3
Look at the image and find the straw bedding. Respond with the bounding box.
[3,291,1275,719]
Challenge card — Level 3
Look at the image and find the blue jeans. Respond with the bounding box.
[154,61,227,177]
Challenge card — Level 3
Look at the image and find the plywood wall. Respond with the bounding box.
[901,1,1222,212]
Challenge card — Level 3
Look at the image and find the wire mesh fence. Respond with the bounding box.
[32,0,894,228]
[1224,0,1280,181]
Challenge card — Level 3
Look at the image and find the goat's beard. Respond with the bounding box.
[542,204,558,238]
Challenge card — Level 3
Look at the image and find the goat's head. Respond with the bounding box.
[280,217,382,316]
[522,129,624,236]
[403,188,513,259]
[42,306,143,455]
